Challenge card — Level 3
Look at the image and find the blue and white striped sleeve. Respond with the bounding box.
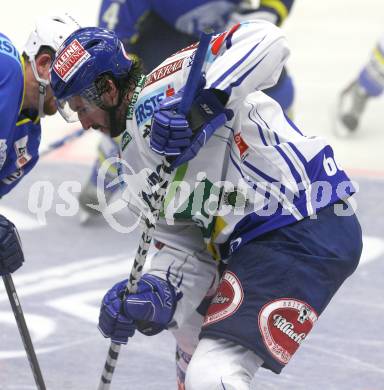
[205,20,290,106]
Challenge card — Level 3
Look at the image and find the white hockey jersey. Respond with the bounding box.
[119,20,354,260]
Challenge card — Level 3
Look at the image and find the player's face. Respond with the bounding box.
[68,96,111,135]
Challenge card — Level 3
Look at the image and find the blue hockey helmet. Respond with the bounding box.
[50,27,133,121]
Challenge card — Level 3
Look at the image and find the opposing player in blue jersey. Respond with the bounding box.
[0,15,79,277]
[50,21,362,388]
[334,34,384,136]
[78,0,295,221]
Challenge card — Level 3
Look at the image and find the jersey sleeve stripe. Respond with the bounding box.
[284,113,304,136]
[279,143,314,216]
[254,105,280,144]
[223,55,268,96]
[210,37,266,90]
[230,151,303,220]
[247,102,280,146]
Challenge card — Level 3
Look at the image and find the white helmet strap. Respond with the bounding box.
[30,57,49,118]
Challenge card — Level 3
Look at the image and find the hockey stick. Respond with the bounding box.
[97,30,213,390]
[2,274,46,390]
[39,128,85,157]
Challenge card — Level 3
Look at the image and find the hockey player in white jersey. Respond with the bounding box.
[334,34,384,136]
[79,0,296,220]
[50,21,362,389]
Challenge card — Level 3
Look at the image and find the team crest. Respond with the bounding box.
[121,131,132,151]
[203,271,243,326]
[258,298,318,365]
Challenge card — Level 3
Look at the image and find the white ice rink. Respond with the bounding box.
[0,1,384,389]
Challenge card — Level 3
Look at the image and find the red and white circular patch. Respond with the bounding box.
[203,271,243,326]
[258,298,318,365]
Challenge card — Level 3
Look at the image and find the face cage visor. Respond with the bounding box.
[56,83,105,123]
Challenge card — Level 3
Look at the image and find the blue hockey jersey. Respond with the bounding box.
[0,33,41,197]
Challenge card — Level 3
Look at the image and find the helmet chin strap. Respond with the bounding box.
[30,59,49,118]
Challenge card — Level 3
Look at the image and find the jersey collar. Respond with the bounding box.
[126,74,146,120]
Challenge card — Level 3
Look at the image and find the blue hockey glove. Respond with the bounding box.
[0,215,24,276]
[98,274,177,344]
[150,82,233,169]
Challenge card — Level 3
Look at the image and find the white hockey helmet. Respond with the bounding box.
[23,13,81,117]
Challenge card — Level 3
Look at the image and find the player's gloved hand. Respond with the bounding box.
[0,215,24,276]
[150,79,233,168]
[98,274,177,344]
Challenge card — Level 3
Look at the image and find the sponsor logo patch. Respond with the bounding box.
[14,135,31,168]
[234,133,249,159]
[135,84,175,126]
[53,39,90,82]
[0,37,19,62]
[259,298,318,365]
[121,131,132,151]
[166,84,175,97]
[144,59,184,87]
[229,237,242,254]
[203,271,243,326]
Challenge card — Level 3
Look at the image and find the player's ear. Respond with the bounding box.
[35,53,53,80]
